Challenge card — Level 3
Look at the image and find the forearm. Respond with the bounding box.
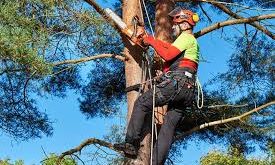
[144,36,181,61]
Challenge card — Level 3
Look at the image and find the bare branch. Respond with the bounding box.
[57,138,122,164]
[23,71,36,104]
[201,0,275,39]
[195,14,275,38]
[207,103,249,109]
[176,0,275,11]
[176,0,275,39]
[199,3,212,23]
[72,154,85,165]
[53,54,125,66]
[83,0,123,34]
[175,100,275,140]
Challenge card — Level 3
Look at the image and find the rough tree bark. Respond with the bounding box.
[155,0,174,42]
[122,0,151,164]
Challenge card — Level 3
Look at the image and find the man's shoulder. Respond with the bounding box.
[176,33,196,44]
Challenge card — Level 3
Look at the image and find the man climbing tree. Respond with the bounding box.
[52,0,274,164]
[114,7,200,165]
[2,0,274,164]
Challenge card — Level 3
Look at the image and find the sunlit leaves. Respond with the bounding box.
[42,154,76,165]
[200,147,273,165]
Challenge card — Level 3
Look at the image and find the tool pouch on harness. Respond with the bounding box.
[156,70,196,106]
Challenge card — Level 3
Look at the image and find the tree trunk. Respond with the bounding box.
[122,0,151,164]
[155,0,174,41]
[123,0,174,164]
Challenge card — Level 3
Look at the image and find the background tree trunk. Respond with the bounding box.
[154,0,175,125]
[155,0,174,41]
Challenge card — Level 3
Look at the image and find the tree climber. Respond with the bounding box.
[115,7,200,165]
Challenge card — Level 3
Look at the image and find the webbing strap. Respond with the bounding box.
[125,84,142,93]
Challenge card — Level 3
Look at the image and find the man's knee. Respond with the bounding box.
[135,95,147,108]
[134,92,153,110]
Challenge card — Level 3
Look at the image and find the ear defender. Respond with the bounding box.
[192,13,199,23]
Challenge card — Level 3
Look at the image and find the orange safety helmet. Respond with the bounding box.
[168,7,199,26]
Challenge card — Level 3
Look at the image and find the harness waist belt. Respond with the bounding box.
[179,58,198,71]
[165,70,195,79]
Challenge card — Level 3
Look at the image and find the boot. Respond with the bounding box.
[114,142,138,158]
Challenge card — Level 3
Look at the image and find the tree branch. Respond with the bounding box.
[83,0,123,34]
[175,0,275,39]
[194,14,275,38]
[53,54,125,66]
[57,138,122,164]
[175,100,275,140]
[176,0,275,39]
[199,2,212,23]
[57,100,274,163]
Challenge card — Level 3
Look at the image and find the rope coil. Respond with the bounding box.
[196,77,204,109]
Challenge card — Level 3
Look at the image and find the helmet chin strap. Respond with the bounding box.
[183,27,192,32]
[177,24,183,33]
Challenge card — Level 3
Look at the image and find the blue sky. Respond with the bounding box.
[0,0,268,165]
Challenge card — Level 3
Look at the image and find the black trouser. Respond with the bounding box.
[126,70,195,165]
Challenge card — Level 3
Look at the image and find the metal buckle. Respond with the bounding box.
[184,71,193,78]
[165,71,172,78]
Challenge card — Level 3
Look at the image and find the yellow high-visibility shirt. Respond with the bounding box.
[172,32,200,63]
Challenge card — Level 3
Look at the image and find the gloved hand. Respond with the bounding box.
[132,26,148,49]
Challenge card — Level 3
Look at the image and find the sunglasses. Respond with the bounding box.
[175,15,189,19]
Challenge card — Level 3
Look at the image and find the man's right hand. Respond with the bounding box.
[133,26,149,49]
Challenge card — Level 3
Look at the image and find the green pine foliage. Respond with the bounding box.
[0,159,24,165]
[200,146,274,165]
[0,0,53,75]
[0,0,121,140]
[201,152,269,165]
[42,154,76,165]
[0,154,76,165]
